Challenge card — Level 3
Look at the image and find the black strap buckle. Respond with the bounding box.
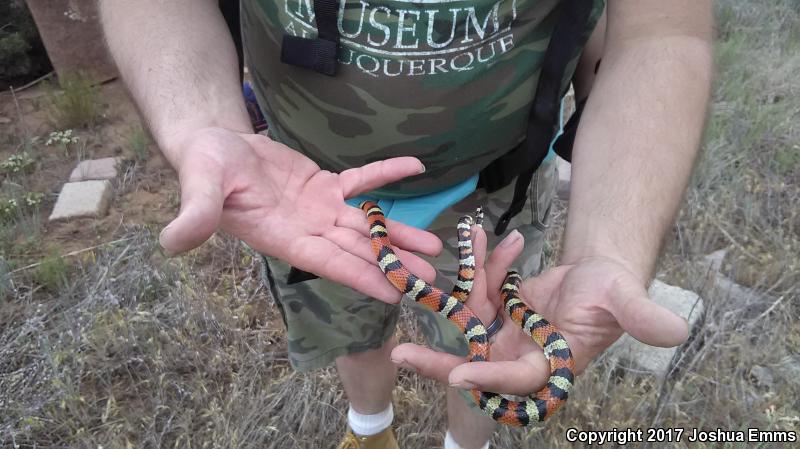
[280,35,338,76]
[280,0,340,76]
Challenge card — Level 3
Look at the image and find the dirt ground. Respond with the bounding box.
[0,80,178,259]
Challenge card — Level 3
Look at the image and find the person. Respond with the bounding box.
[100,0,712,447]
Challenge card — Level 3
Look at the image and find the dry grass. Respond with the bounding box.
[1,0,798,448]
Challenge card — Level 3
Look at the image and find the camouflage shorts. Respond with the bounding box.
[261,157,557,372]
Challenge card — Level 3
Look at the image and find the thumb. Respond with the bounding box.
[160,162,225,255]
[608,276,689,348]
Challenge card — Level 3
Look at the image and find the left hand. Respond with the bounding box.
[390,226,690,396]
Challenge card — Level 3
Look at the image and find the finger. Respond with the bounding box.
[338,206,443,256]
[160,162,225,255]
[449,358,551,397]
[322,227,437,283]
[291,235,404,303]
[608,277,690,347]
[463,225,497,322]
[339,157,425,198]
[471,224,488,267]
[390,343,465,384]
[485,230,525,296]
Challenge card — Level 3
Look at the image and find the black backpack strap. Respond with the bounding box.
[481,0,595,235]
[280,0,340,76]
[553,59,598,162]
[552,96,587,162]
[219,0,244,81]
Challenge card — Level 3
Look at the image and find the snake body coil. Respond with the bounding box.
[361,201,575,426]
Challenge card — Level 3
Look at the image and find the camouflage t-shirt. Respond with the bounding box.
[242,0,604,197]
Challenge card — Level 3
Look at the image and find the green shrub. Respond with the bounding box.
[128,125,150,161]
[35,253,70,291]
[47,73,100,129]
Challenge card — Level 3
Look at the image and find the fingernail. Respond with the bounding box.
[450,381,478,390]
[390,359,417,373]
[419,163,426,174]
[499,230,521,247]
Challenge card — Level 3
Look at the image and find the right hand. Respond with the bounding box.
[160,127,443,303]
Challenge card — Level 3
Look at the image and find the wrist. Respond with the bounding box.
[561,214,660,284]
[159,120,254,169]
[560,245,653,286]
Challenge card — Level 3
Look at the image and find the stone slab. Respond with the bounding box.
[607,280,705,376]
[556,156,571,200]
[25,0,117,83]
[69,157,122,182]
[49,180,112,221]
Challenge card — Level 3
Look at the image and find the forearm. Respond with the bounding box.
[561,21,713,281]
[100,0,252,166]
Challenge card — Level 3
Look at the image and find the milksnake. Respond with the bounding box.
[360,201,575,426]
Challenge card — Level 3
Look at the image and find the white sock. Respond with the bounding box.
[444,431,490,449]
[347,404,394,436]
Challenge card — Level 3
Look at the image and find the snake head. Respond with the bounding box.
[359,201,378,212]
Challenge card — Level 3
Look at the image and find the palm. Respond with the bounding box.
[510,259,642,377]
[393,231,689,395]
[161,128,441,303]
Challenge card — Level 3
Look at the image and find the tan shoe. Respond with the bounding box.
[336,427,399,449]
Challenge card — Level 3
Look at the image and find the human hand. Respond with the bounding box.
[159,127,442,303]
[391,227,689,395]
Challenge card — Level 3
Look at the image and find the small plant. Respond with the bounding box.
[0,198,19,222]
[44,129,79,156]
[23,192,44,208]
[1,152,35,175]
[1,191,43,223]
[129,125,150,161]
[46,72,100,129]
[35,252,70,291]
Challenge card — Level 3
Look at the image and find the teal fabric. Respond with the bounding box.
[346,98,565,229]
[346,173,479,230]
[542,97,567,163]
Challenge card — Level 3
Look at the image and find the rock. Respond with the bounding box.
[750,365,775,389]
[49,180,112,221]
[68,157,122,182]
[0,117,11,124]
[563,87,577,119]
[607,280,704,376]
[701,249,728,274]
[556,156,571,200]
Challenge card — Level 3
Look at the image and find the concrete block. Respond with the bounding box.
[69,157,121,182]
[49,180,112,221]
[607,280,704,376]
[556,156,571,200]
